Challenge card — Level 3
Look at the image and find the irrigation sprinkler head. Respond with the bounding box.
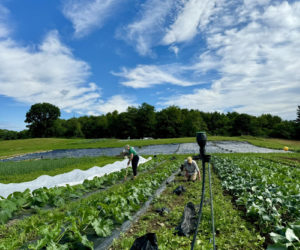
[196,132,207,157]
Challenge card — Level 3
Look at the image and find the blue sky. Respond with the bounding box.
[0,0,299,131]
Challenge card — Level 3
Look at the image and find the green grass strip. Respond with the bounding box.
[0,156,118,183]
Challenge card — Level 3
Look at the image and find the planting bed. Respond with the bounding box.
[111,155,300,249]
[0,156,183,249]
[213,155,300,249]
[111,161,264,249]
[0,156,158,224]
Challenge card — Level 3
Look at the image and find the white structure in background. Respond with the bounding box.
[0,157,151,198]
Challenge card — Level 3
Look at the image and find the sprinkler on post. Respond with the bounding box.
[196,131,207,159]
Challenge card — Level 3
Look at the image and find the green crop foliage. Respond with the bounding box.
[112,161,264,250]
[0,156,166,225]
[213,155,300,249]
[0,156,183,249]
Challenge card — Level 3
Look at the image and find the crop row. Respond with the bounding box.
[112,162,265,249]
[213,155,300,249]
[0,157,182,249]
[0,156,164,225]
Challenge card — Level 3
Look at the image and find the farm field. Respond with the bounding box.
[0,151,299,249]
[1,136,299,159]
[112,155,300,249]
[112,162,265,249]
[0,156,118,183]
[0,156,182,249]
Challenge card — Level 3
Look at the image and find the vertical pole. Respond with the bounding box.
[191,158,205,250]
[208,162,216,249]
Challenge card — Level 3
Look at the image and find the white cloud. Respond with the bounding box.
[112,64,198,88]
[0,30,135,115]
[0,4,10,38]
[120,0,220,55]
[169,45,179,56]
[96,95,137,114]
[119,0,176,56]
[160,1,300,120]
[162,0,218,45]
[63,0,121,37]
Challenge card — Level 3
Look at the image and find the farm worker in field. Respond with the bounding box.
[125,145,140,180]
[183,156,201,181]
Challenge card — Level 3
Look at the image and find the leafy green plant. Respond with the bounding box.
[0,156,164,225]
[0,157,182,249]
[213,155,300,248]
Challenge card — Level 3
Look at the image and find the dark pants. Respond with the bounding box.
[132,155,139,176]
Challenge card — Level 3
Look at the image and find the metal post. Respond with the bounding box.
[208,162,216,249]
[191,158,205,250]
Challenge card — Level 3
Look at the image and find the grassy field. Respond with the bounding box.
[0,156,118,183]
[1,136,299,159]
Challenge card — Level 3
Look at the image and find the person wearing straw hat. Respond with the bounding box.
[183,156,201,181]
[124,145,139,180]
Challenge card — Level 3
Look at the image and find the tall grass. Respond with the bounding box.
[0,156,117,184]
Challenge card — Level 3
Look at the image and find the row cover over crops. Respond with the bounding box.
[213,155,300,249]
[0,157,150,197]
[0,157,159,224]
[0,156,182,249]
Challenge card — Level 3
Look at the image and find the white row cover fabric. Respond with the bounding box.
[0,156,151,198]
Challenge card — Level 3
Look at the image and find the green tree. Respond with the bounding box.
[136,103,156,138]
[52,119,67,137]
[78,116,108,138]
[115,107,138,139]
[232,113,256,136]
[295,106,300,139]
[207,112,230,136]
[270,121,295,139]
[156,106,182,138]
[65,118,83,138]
[25,103,61,137]
[106,111,119,138]
[0,129,18,140]
[296,105,300,123]
[181,110,207,137]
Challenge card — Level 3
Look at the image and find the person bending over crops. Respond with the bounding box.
[124,145,139,180]
[183,156,201,181]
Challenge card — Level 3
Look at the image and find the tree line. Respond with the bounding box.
[1,103,300,140]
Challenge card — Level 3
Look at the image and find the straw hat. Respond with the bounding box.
[187,156,193,164]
